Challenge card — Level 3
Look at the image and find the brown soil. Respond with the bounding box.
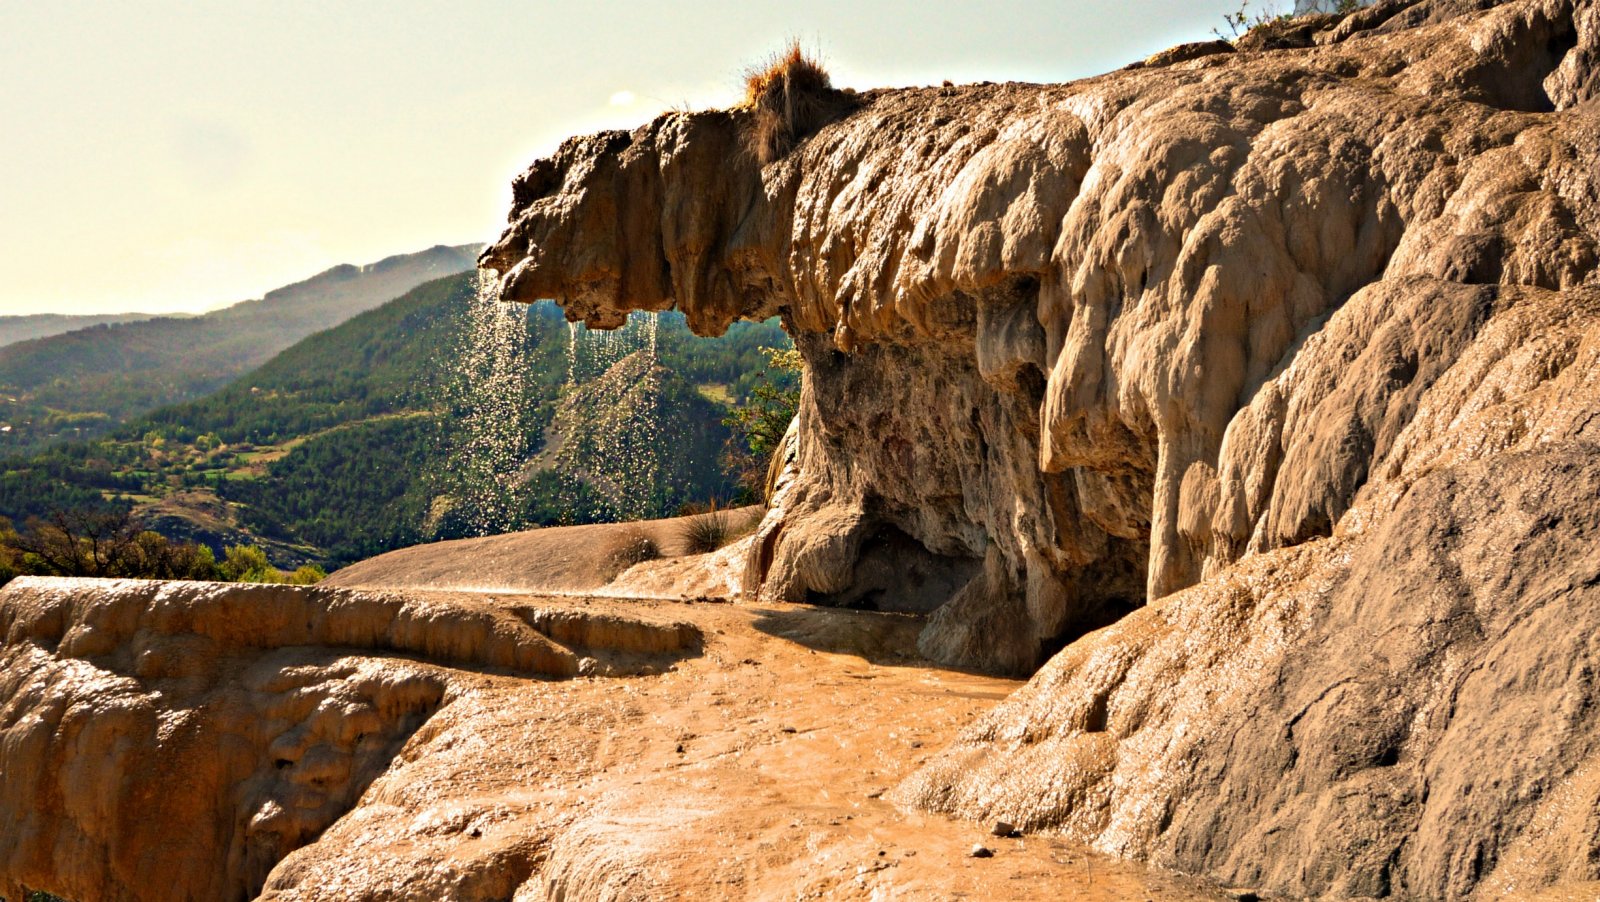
[259,589,1230,900]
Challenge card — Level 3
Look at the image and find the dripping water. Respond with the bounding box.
[434,268,536,536]
[552,310,667,522]
[437,271,683,537]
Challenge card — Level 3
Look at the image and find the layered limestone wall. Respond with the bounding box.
[482,0,1600,673]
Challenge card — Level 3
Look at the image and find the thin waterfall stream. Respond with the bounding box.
[438,271,674,536]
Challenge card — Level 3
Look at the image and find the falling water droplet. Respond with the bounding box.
[548,309,669,522]
[439,277,683,536]
[435,269,535,536]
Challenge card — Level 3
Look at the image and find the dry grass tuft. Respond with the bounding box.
[680,508,730,555]
[602,525,661,577]
[677,501,760,555]
[740,42,854,164]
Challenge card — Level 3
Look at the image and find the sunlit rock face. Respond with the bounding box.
[899,439,1600,900]
[485,0,1600,675]
[0,577,700,902]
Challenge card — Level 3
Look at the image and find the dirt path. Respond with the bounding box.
[259,591,1230,900]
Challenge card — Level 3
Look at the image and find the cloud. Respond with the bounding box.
[608,90,636,107]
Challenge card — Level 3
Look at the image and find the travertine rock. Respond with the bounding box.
[6,1,1596,899]
[898,442,1600,899]
[0,578,701,902]
[0,579,1216,902]
[482,0,1600,674]
[473,2,1600,894]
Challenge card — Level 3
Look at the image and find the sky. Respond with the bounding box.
[0,0,1259,316]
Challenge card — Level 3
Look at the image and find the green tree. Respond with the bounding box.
[0,509,221,586]
[722,348,801,501]
[219,545,283,583]
[288,564,327,585]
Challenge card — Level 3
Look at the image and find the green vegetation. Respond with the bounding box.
[216,544,326,585]
[0,245,477,453]
[0,270,794,570]
[721,347,802,500]
[220,415,443,564]
[0,508,323,588]
[0,312,163,349]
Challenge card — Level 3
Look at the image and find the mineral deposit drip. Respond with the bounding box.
[565,309,658,382]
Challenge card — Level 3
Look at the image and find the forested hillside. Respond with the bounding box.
[0,271,792,568]
[0,313,168,348]
[0,244,480,453]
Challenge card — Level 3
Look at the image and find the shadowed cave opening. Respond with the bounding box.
[1462,9,1580,111]
[804,523,982,614]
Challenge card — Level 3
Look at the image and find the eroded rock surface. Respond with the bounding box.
[0,578,701,902]
[899,445,1600,899]
[472,1,1600,894]
[0,579,1219,902]
[7,2,1599,899]
[483,0,1600,676]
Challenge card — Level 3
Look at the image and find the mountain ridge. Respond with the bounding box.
[0,313,176,349]
[0,243,482,453]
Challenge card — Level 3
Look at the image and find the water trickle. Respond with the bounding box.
[549,310,669,522]
[438,273,703,536]
[435,269,537,536]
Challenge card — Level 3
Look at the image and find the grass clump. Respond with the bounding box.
[602,525,661,577]
[1215,0,1364,41]
[681,508,730,554]
[677,500,760,555]
[740,42,854,164]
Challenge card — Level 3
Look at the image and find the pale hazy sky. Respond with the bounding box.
[0,1,1255,316]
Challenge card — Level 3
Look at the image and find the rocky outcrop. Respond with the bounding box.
[899,439,1600,899]
[482,0,1600,677]
[478,0,1600,895]
[0,577,1220,901]
[0,578,701,902]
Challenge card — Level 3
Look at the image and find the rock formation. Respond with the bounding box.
[899,443,1600,899]
[0,572,1219,902]
[2,1,1598,898]
[476,0,1600,895]
[0,577,701,902]
[483,0,1600,679]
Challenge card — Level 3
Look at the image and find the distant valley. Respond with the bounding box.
[0,270,791,569]
[0,244,481,453]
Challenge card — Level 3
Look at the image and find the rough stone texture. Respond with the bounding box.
[3,2,1595,899]
[899,443,1600,900]
[325,509,762,598]
[0,578,701,902]
[482,0,1600,675]
[0,579,1221,902]
[471,1,1600,895]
